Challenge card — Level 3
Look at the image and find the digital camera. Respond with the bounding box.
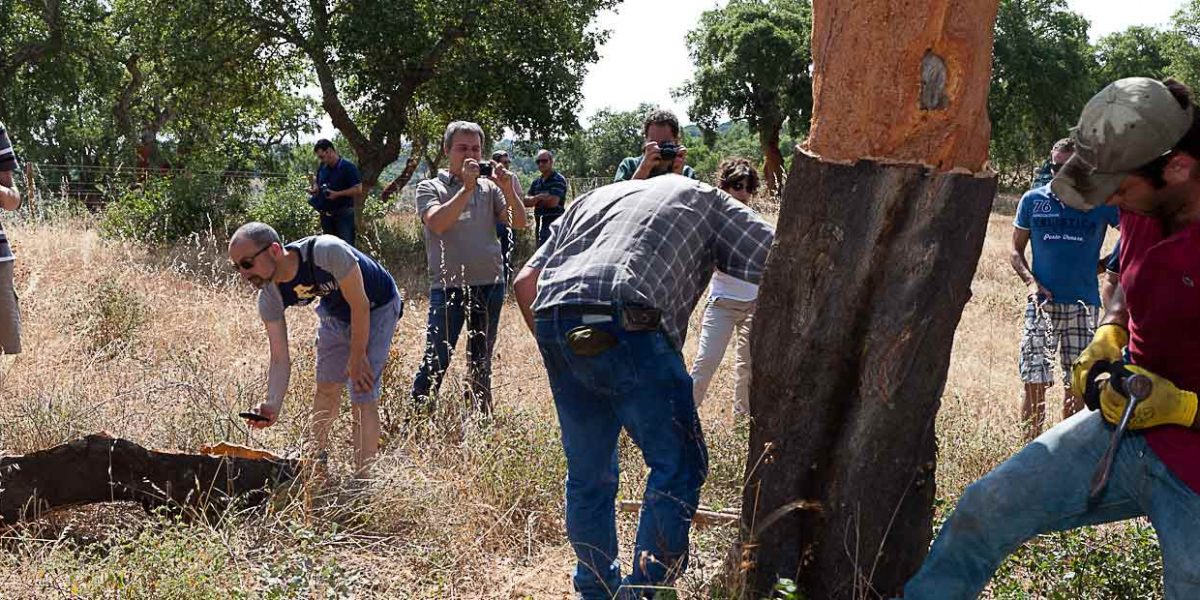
[658,143,679,161]
[478,161,494,177]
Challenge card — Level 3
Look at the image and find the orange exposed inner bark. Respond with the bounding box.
[805,0,999,172]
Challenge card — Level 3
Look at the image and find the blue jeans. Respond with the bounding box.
[905,410,1200,599]
[411,284,504,413]
[319,207,356,247]
[536,211,562,247]
[534,311,708,599]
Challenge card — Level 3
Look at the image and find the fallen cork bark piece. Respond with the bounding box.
[0,433,301,525]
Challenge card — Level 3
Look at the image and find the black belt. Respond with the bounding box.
[534,304,618,319]
[535,303,662,332]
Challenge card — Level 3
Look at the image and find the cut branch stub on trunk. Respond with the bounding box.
[0,433,301,525]
[740,153,995,598]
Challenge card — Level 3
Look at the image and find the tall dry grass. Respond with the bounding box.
[0,204,1144,599]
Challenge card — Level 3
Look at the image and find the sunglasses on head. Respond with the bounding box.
[233,244,271,271]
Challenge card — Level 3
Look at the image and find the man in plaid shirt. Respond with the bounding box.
[513,174,774,599]
[0,122,22,355]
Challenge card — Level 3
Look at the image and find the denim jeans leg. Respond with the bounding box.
[538,212,561,247]
[904,411,1147,599]
[410,288,466,406]
[465,283,504,413]
[334,208,356,247]
[1142,445,1200,597]
[535,318,623,599]
[615,332,708,592]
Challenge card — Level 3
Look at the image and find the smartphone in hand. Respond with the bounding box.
[239,411,270,423]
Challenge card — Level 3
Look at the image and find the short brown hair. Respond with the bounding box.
[715,157,759,195]
[642,108,681,139]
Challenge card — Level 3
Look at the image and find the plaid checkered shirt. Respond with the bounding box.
[526,174,775,348]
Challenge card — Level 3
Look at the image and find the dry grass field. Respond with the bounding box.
[0,202,1158,599]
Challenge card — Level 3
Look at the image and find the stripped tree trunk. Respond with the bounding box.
[0,434,301,525]
[738,0,1000,597]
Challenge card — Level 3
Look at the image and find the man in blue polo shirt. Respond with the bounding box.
[308,139,362,247]
[1010,179,1118,439]
[232,222,402,478]
[524,149,568,246]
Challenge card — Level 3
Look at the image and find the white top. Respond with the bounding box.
[710,269,759,302]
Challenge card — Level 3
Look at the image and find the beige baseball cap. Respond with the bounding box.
[1051,77,1194,209]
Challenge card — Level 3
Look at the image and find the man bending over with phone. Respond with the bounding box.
[231,222,402,478]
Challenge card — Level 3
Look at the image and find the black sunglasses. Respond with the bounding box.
[536,158,550,164]
[727,181,756,193]
[233,244,271,270]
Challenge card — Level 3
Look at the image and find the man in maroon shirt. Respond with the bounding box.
[904,77,1200,598]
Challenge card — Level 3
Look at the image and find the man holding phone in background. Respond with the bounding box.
[308,139,362,247]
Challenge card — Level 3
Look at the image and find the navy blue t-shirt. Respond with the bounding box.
[310,158,362,212]
[528,171,568,217]
[258,235,397,323]
[1014,185,1119,305]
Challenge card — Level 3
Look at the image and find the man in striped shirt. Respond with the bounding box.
[0,122,22,355]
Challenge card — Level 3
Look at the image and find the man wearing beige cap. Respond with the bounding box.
[904,77,1200,598]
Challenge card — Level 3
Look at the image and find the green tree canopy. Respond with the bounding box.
[989,0,1095,187]
[241,0,619,193]
[555,103,651,179]
[1093,26,1172,84]
[677,0,812,193]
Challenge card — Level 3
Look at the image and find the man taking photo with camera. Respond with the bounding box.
[613,108,698,182]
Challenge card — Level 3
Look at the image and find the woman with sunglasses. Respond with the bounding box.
[689,157,762,416]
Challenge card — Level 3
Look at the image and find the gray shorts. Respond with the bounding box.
[0,260,21,354]
[1018,300,1095,387]
[315,294,402,403]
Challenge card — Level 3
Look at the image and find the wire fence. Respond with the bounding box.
[15,162,610,220]
[18,163,290,215]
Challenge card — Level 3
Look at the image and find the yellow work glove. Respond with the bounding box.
[1071,323,1129,398]
[1100,365,1199,430]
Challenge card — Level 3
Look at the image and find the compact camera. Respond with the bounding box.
[658,143,679,161]
[477,161,494,177]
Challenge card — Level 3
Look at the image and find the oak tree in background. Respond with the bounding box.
[988,0,1094,186]
[109,0,316,171]
[555,103,652,179]
[679,0,812,194]
[1093,26,1172,85]
[241,0,618,208]
[0,0,124,166]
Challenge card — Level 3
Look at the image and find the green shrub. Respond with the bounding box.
[244,174,320,242]
[100,173,248,245]
[72,279,146,357]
